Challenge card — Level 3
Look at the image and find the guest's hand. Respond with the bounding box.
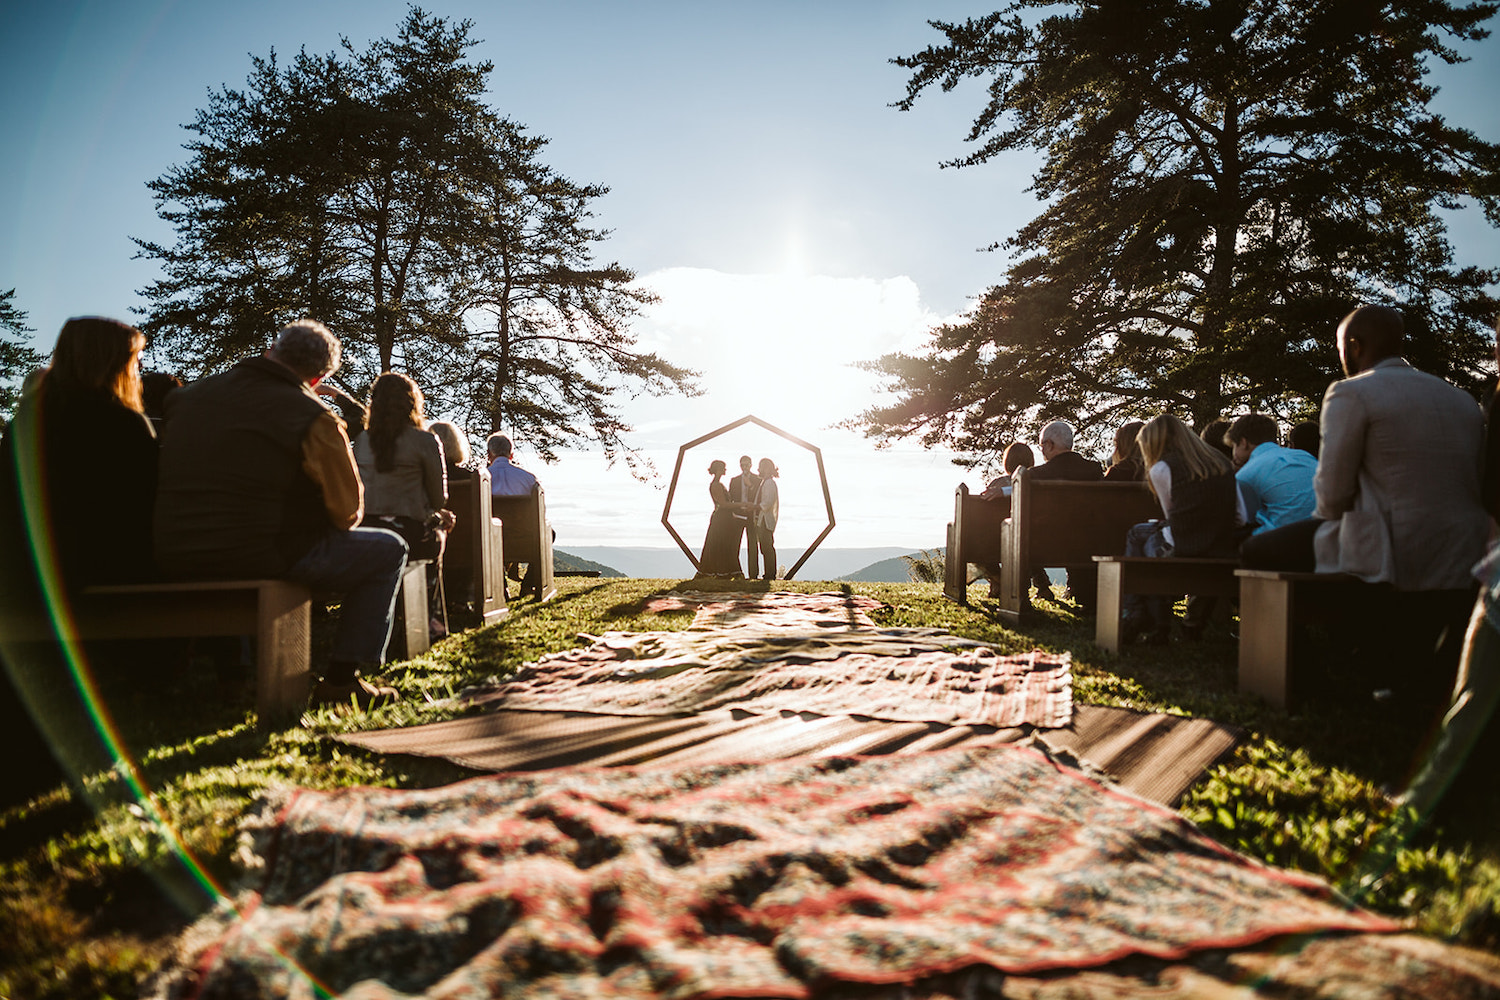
[437,508,457,531]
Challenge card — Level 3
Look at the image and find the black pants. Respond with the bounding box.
[734,517,758,578]
[1240,517,1322,572]
[755,525,776,581]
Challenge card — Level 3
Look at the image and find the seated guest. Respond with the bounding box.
[354,373,455,563]
[1120,414,1240,644]
[141,370,183,434]
[1288,420,1320,458]
[1103,420,1145,481]
[1242,305,1487,707]
[154,320,408,709]
[487,433,539,496]
[1027,420,1104,608]
[979,442,1033,597]
[980,442,1034,500]
[1226,413,1317,535]
[486,432,549,597]
[354,374,455,638]
[1199,418,1235,462]
[1,317,157,596]
[429,421,475,486]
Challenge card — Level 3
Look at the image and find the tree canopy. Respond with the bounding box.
[0,289,43,421]
[134,8,697,466]
[853,0,1500,458]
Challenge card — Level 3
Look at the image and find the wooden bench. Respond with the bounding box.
[492,483,557,602]
[995,469,1162,624]
[443,469,508,626]
[0,579,313,724]
[943,483,1009,605]
[1236,569,1364,708]
[1093,556,1241,653]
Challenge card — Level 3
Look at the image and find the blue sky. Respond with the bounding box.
[4,1,1499,553]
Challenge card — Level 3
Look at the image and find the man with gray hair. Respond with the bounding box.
[154,319,408,709]
[1024,419,1105,609]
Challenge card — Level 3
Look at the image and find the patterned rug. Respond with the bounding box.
[464,628,1072,729]
[148,745,1397,1000]
[642,590,889,630]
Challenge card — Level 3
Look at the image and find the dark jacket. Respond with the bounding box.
[1162,454,1239,557]
[1029,450,1104,482]
[0,386,157,596]
[153,356,332,578]
[1104,455,1144,482]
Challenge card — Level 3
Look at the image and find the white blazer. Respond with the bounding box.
[756,477,780,532]
[1312,357,1488,590]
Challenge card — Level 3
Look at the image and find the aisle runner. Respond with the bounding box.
[470,630,1071,729]
[152,745,1396,1000]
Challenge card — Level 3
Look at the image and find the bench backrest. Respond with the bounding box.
[491,483,555,599]
[997,468,1160,613]
[943,483,1010,602]
[446,468,507,624]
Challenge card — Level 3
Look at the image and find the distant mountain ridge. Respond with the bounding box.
[556,546,923,582]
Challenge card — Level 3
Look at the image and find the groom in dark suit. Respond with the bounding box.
[728,455,762,579]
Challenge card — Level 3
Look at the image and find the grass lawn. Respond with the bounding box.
[2,577,1498,998]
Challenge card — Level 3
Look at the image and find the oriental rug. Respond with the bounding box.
[463,628,1072,730]
[148,744,1396,1000]
[642,590,888,630]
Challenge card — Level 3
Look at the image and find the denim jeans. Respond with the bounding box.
[1123,520,1172,626]
[287,527,408,665]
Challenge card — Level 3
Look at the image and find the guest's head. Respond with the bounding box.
[1199,419,1234,460]
[1288,420,1320,457]
[1337,305,1403,377]
[141,370,183,421]
[45,317,146,413]
[1037,420,1075,461]
[740,455,753,474]
[758,458,778,478]
[487,433,514,461]
[708,459,727,477]
[1002,441,1034,474]
[270,319,341,383]
[429,420,469,466]
[1138,414,1231,497]
[1224,413,1279,469]
[1110,421,1144,465]
[366,372,424,472]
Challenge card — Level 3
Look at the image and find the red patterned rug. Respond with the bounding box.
[149,745,1396,1000]
[465,628,1072,729]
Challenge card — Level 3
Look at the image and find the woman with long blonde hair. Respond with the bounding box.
[1121,414,1241,643]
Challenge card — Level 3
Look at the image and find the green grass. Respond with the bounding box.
[2,578,1497,998]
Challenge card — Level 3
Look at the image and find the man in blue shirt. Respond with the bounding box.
[486,433,540,497]
[1225,413,1317,534]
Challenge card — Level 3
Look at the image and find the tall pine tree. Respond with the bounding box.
[135,8,696,463]
[854,0,1500,456]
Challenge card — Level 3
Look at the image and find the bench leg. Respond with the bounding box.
[1095,561,1125,654]
[396,560,431,659]
[255,581,312,725]
[1239,575,1294,708]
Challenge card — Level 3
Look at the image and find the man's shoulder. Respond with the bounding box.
[1033,452,1103,480]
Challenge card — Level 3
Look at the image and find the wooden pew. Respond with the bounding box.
[995,468,1161,624]
[1093,556,1241,653]
[1235,569,1363,708]
[492,483,557,602]
[943,483,1009,605]
[0,580,312,724]
[443,469,508,626]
